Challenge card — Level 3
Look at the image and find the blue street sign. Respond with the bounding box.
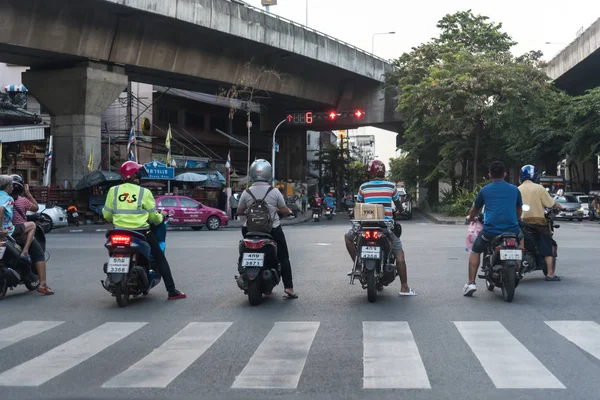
[143,161,175,180]
[274,143,279,153]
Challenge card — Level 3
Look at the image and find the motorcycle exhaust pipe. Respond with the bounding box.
[384,264,395,273]
[262,269,273,281]
[7,268,21,282]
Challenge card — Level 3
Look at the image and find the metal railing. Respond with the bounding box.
[229,0,392,65]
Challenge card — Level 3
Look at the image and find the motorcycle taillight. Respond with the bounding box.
[243,239,265,249]
[504,238,517,247]
[362,230,380,239]
[110,235,131,246]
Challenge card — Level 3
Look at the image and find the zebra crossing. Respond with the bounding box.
[0,319,599,391]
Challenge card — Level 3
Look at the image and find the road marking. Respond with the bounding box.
[231,321,320,389]
[103,322,232,388]
[0,322,146,387]
[315,243,331,246]
[0,321,64,351]
[454,321,565,389]
[363,321,430,389]
[546,321,600,360]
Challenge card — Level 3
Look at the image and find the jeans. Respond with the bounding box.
[242,225,294,289]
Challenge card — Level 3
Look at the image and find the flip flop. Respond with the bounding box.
[545,275,561,281]
[283,290,299,300]
[398,288,417,296]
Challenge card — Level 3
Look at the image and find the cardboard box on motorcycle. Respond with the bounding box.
[353,204,385,220]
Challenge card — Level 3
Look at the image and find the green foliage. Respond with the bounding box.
[440,182,487,216]
[347,161,369,192]
[560,88,600,162]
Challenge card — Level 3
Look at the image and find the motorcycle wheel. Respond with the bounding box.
[485,280,495,291]
[501,265,516,303]
[367,269,377,303]
[0,279,7,299]
[247,281,262,306]
[115,281,130,307]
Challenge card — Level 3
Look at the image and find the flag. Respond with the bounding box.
[225,151,231,170]
[43,136,53,186]
[127,127,136,161]
[165,124,172,165]
[88,149,93,172]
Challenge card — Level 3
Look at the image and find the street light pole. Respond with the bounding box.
[371,31,396,54]
[306,0,308,25]
[271,118,287,185]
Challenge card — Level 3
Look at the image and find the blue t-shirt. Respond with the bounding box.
[474,180,522,235]
[324,196,335,207]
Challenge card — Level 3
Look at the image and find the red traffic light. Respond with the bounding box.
[329,111,337,120]
[354,110,364,118]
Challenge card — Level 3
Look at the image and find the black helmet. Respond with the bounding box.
[11,174,24,195]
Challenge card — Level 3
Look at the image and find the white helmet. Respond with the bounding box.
[249,159,272,183]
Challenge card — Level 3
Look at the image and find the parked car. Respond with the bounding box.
[553,194,584,221]
[26,203,68,232]
[155,195,229,230]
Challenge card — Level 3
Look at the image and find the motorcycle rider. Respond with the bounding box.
[518,165,563,281]
[344,159,416,296]
[236,159,298,299]
[464,161,524,296]
[324,193,336,214]
[10,175,54,294]
[102,161,186,300]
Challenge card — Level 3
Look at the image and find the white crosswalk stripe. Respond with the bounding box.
[363,321,430,389]
[0,322,146,387]
[0,321,64,351]
[546,321,600,361]
[103,322,232,388]
[231,321,320,389]
[454,321,565,389]
[2,319,600,390]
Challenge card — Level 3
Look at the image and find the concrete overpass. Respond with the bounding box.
[545,17,600,95]
[0,0,401,186]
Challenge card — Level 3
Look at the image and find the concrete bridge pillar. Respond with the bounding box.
[23,62,127,188]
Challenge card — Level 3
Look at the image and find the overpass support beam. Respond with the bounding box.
[23,62,127,188]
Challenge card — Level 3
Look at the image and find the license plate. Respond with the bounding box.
[500,249,522,261]
[325,211,331,215]
[564,212,572,216]
[72,212,79,218]
[313,214,319,218]
[242,253,265,267]
[0,246,5,260]
[361,246,381,259]
[107,257,130,273]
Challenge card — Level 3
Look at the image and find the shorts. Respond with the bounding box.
[471,229,524,254]
[532,231,554,257]
[346,225,403,255]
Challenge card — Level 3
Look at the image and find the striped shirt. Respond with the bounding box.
[357,180,399,220]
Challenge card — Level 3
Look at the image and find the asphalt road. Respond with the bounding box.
[1,214,599,400]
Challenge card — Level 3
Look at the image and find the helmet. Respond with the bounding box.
[120,161,147,181]
[249,159,272,183]
[11,174,24,195]
[367,159,386,178]
[519,165,537,183]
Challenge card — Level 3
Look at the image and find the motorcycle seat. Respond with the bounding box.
[486,232,519,247]
[244,231,274,240]
[105,229,147,242]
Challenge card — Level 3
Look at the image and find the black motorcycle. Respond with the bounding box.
[520,206,560,277]
[101,220,168,307]
[0,225,45,299]
[311,206,322,222]
[235,231,281,306]
[349,218,398,303]
[477,217,522,302]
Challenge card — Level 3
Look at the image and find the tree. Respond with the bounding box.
[218,60,282,184]
[347,160,369,193]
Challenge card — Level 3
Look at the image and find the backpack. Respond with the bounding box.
[245,186,274,233]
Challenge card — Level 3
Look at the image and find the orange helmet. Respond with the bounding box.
[120,161,147,181]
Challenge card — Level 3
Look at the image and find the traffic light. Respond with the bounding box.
[354,110,364,118]
[329,111,337,120]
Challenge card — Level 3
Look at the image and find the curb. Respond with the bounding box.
[415,210,467,225]
[48,217,312,234]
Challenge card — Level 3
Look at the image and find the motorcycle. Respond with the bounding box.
[235,230,281,306]
[324,206,333,220]
[312,206,322,222]
[476,214,522,302]
[101,217,169,307]
[348,218,398,303]
[0,225,45,299]
[520,205,560,277]
[67,206,80,226]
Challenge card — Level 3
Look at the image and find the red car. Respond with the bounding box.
[155,195,229,231]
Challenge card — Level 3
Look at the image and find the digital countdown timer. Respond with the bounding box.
[286,110,365,124]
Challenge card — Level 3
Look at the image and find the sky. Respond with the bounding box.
[244,0,600,169]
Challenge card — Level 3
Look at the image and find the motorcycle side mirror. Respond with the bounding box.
[522,204,531,212]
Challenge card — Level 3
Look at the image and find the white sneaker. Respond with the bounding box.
[463,282,477,296]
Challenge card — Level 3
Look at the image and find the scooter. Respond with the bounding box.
[0,225,45,298]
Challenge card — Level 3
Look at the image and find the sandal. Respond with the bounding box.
[37,285,55,295]
[283,289,298,300]
[545,275,561,281]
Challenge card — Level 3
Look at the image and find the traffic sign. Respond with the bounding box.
[143,161,175,180]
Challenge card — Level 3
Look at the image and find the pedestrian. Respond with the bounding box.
[10,175,54,294]
[219,190,227,211]
[237,159,298,299]
[230,192,239,220]
[301,190,307,214]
